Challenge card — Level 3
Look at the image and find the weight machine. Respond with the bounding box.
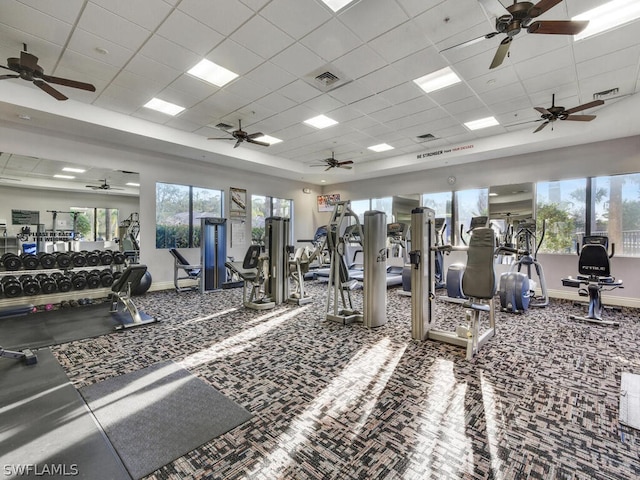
[409,207,496,360]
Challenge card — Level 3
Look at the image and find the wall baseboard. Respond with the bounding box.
[545,288,640,309]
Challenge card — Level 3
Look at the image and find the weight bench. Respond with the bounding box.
[225,245,275,310]
[562,236,623,326]
[110,264,158,330]
[0,304,38,365]
[169,248,202,292]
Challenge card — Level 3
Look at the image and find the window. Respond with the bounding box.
[536,178,586,254]
[251,195,293,245]
[155,182,223,248]
[590,173,640,257]
[349,199,370,223]
[422,191,453,244]
[454,188,488,245]
[347,197,392,224]
[70,207,119,242]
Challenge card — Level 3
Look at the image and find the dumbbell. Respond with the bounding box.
[113,270,123,282]
[37,252,57,269]
[71,272,87,290]
[1,275,23,297]
[35,273,57,295]
[55,252,72,269]
[112,251,126,265]
[99,250,114,266]
[1,253,22,271]
[71,252,87,268]
[100,269,114,287]
[85,251,101,267]
[19,274,41,296]
[51,272,73,293]
[86,270,102,289]
[21,253,40,270]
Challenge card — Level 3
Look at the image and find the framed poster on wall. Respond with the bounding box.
[230,187,247,219]
[317,194,340,212]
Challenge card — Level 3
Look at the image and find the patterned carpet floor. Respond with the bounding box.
[52,281,640,480]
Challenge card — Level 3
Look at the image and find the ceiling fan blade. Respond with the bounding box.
[489,37,512,69]
[533,121,550,133]
[534,106,552,115]
[528,0,562,18]
[565,99,604,114]
[563,114,597,122]
[440,32,498,53]
[208,137,235,140]
[41,74,96,92]
[527,20,589,35]
[20,51,39,72]
[33,79,67,100]
[337,160,354,166]
[325,166,333,172]
[233,139,242,148]
[246,132,264,139]
[0,74,19,80]
[309,164,327,167]
[338,165,353,170]
[246,138,269,147]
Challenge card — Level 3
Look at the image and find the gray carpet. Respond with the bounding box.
[79,360,253,480]
[0,348,130,480]
[0,303,119,350]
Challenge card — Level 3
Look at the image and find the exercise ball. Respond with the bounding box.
[132,271,152,296]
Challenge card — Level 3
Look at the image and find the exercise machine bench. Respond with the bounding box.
[111,264,158,330]
[562,236,623,326]
[0,304,38,365]
[169,248,202,292]
[225,245,275,310]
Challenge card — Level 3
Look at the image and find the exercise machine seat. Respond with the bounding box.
[169,248,201,277]
[578,242,611,278]
[225,244,261,281]
[462,227,497,300]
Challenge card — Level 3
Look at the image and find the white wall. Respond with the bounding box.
[325,135,640,306]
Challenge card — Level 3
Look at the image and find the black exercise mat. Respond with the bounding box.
[0,303,120,350]
[80,360,253,479]
[0,348,131,480]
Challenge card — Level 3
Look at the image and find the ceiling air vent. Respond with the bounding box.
[305,64,351,93]
[214,122,234,130]
[417,133,437,142]
[593,88,619,100]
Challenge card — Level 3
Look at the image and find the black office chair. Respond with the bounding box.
[169,248,202,292]
[562,236,623,326]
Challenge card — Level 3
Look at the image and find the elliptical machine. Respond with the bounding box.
[499,219,549,313]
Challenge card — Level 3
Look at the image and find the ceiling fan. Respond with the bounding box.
[310,152,354,171]
[444,1,589,69]
[0,44,96,100]
[86,179,123,191]
[208,120,269,148]
[531,94,604,132]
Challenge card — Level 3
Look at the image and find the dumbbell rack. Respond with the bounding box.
[0,250,128,308]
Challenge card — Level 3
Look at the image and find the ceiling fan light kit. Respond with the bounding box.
[310,152,354,171]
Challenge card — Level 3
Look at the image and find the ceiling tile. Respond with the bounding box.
[377,82,423,105]
[244,61,296,91]
[239,0,270,11]
[67,28,135,68]
[358,65,405,95]
[77,2,151,49]
[331,45,387,80]
[1,1,73,46]
[140,35,201,72]
[255,92,297,112]
[522,65,577,95]
[573,21,640,63]
[208,38,264,76]
[392,46,446,80]
[17,0,85,24]
[56,49,121,84]
[91,0,173,30]
[156,10,225,56]
[271,43,325,78]
[396,0,447,17]
[303,94,344,115]
[111,69,168,95]
[300,18,362,63]
[413,0,485,45]
[278,80,322,104]
[338,0,409,43]
[260,0,332,40]
[231,15,294,60]
[368,19,432,64]
[350,95,393,115]
[163,116,202,132]
[156,85,205,109]
[577,44,640,80]
[178,0,255,36]
[578,65,638,98]
[95,84,154,114]
[169,74,218,100]
[125,54,183,86]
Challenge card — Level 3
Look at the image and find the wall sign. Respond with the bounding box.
[11,209,40,225]
[230,187,247,219]
[317,194,340,212]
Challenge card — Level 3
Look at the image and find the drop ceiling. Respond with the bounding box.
[0,0,639,187]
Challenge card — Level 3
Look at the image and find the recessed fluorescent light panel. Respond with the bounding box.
[252,135,282,145]
[126,182,140,187]
[54,174,75,179]
[143,98,185,116]
[573,0,640,41]
[368,143,394,152]
[413,67,461,93]
[321,0,356,12]
[188,59,238,87]
[62,167,85,173]
[464,116,499,131]
[304,115,338,129]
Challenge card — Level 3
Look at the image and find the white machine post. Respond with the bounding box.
[363,210,388,328]
[264,216,289,305]
[410,207,436,340]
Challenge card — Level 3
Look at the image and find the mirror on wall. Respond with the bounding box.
[392,194,420,224]
[489,182,535,223]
